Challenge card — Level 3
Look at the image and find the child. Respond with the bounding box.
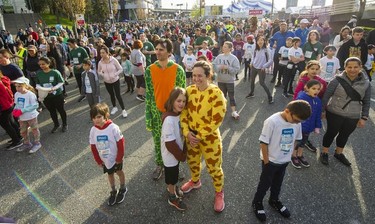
[182,46,196,86]
[81,59,100,107]
[283,37,305,97]
[12,77,41,154]
[252,100,311,222]
[319,45,340,83]
[302,30,323,62]
[197,41,213,62]
[243,35,255,81]
[293,60,327,100]
[291,80,322,168]
[161,87,187,211]
[211,42,221,60]
[276,37,293,87]
[232,33,245,80]
[246,36,274,104]
[89,103,127,206]
[364,44,375,81]
[120,53,135,93]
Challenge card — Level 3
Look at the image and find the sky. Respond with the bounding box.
[162,0,333,11]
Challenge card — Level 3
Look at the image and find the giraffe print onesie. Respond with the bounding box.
[180,84,227,192]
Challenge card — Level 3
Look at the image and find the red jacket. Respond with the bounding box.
[293,75,327,100]
[197,49,213,61]
[0,76,13,112]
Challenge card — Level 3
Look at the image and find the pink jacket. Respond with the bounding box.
[293,75,327,100]
[98,56,123,84]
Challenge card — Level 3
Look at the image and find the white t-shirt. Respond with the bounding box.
[278,46,291,65]
[365,53,374,70]
[319,56,340,82]
[180,42,186,58]
[14,91,39,121]
[288,47,303,62]
[243,43,255,59]
[161,115,184,167]
[89,123,123,169]
[182,54,197,72]
[259,112,302,164]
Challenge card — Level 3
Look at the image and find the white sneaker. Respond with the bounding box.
[110,107,118,115]
[29,143,41,154]
[122,110,128,118]
[16,143,32,152]
[231,111,240,120]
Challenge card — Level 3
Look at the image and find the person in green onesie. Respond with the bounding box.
[145,38,186,180]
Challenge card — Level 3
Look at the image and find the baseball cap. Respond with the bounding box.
[246,35,254,40]
[12,76,30,85]
[300,19,309,24]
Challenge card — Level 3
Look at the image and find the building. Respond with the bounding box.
[118,0,154,20]
[286,0,298,8]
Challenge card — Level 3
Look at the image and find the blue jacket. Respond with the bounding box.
[294,28,309,46]
[269,31,295,52]
[296,91,322,133]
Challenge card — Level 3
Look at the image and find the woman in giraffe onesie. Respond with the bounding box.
[180,61,227,213]
[145,38,186,180]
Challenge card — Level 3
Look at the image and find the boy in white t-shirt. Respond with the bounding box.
[364,44,375,81]
[319,45,340,83]
[252,100,311,222]
[276,37,293,87]
[243,35,255,81]
[182,46,197,86]
[89,103,127,206]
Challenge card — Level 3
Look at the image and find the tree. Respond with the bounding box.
[190,4,205,19]
[91,0,110,22]
[24,0,49,13]
[55,0,86,20]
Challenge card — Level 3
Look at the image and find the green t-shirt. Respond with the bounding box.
[36,69,64,98]
[69,46,89,74]
[142,41,155,67]
[302,41,323,62]
[194,36,214,48]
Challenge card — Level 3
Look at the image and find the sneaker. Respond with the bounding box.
[268,199,291,218]
[16,143,32,152]
[29,143,42,154]
[122,110,128,118]
[282,92,289,98]
[6,141,23,151]
[304,141,317,152]
[320,152,329,165]
[51,125,61,133]
[141,95,146,101]
[168,194,187,211]
[116,187,128,204]
[275,81,282,87]
[181,179,202,193]
[298,156,310,167]
[136,95,145,102]
[246,93,255,98]
[268,97,274,104]
[334,153,351,166]
[110,107,118,115]
[291,156,302,169]
[108,190,117,206]
[214,191,225,212]
[252,202,266,222]
[175,185,184,198]
[77,95,86,102]
[152,165,164,180]
[62,125,68,133]
[231,111,240,120]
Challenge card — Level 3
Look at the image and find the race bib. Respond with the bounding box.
[305,51,313,58]
[73,58,79,64]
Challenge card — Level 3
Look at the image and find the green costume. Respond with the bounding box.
[145,60,186,165]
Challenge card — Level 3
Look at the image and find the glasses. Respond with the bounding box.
[291,114,303,123]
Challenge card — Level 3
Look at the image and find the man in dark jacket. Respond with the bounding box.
[337,27,368,70]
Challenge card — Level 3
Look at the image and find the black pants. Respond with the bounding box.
[272,53,280,81]
[244,59,251,79]
[253,161,288,203]
[278,65,287,83]
[0,108,21,142]
[124,76,135,91]
[249,68,271,98]
[44,94,67,127]
[74,72,82,93]
[105,80,125,109]
[365,69,372,82]
[283,63,299,94]
[322,111,359,148]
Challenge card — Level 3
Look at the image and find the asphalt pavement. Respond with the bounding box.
[1,70,374,224]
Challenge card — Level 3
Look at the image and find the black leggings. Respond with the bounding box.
[44,94,67,127]
[0,107,21,142]
[104,80,125,109]
[322,111,359,148]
